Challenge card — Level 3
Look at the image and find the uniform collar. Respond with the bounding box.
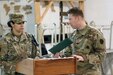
[7,32,28,42]
[77,25,90,36]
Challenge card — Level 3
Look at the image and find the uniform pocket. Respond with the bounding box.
[77,61,95,74]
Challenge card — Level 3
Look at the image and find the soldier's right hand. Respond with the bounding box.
[72,55,84,61]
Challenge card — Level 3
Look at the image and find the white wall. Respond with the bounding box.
[85,0,113,25]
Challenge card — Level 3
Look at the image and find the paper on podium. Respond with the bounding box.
[49,38,73,54]
[16,58,34,75]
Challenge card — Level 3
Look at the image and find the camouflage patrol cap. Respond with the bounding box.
[9,14,25,23]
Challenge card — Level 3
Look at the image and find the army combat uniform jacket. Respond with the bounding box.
[0,32,40,75]
[64,25,106,75]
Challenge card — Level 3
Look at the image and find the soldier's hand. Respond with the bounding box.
[53,53,61,58]
[72,55,84,61]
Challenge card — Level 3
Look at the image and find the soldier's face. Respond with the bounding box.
[12,22,24,33]
[69,14,80,29]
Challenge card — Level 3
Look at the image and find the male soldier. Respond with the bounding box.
[0,14,40,75]
[63,7,106,75]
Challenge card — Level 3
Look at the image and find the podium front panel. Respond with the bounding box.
[34,57,76,75]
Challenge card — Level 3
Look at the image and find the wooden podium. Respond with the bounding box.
[16,57,77,75]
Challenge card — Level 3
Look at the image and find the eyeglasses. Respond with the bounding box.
[16,22,25,25]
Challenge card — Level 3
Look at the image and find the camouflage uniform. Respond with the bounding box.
[0,14,40,75]
[0,32,40,75]
[64,25,106,75]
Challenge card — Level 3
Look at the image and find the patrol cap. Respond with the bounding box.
[9,14,25,24]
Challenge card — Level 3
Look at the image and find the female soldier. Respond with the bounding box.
[0,14,40,75]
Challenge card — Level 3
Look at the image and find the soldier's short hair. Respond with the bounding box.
[67,7,84,18]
